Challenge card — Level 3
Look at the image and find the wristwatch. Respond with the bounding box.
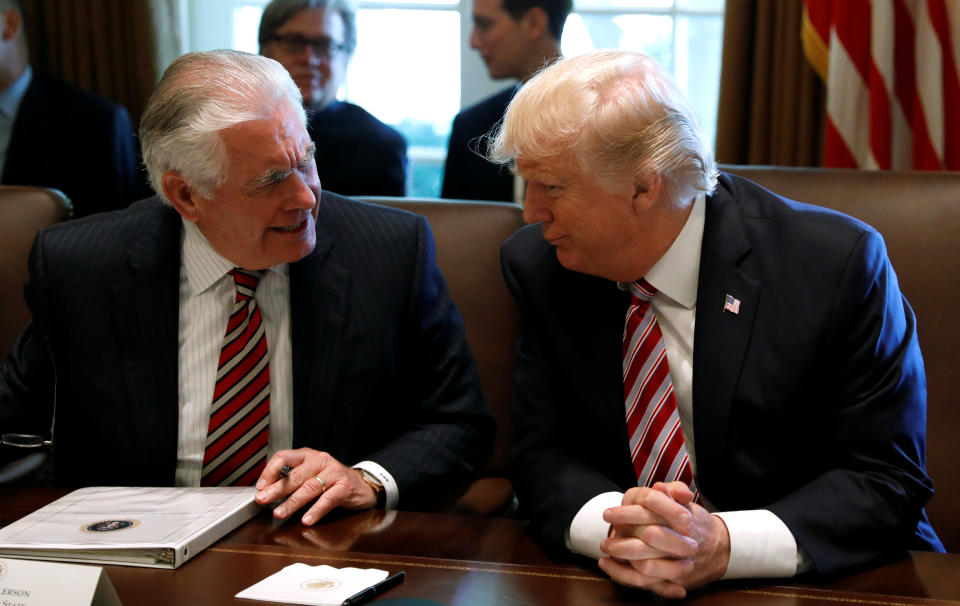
[357,468,386,509]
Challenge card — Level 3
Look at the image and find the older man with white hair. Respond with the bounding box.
[494,49,942,598]
[0,50,493,525]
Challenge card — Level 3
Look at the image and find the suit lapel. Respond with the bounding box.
[109,202,182,483]
[289,223,346,448]
[692,187,761,496]
[561,271,638,483]
[594,285,639,483]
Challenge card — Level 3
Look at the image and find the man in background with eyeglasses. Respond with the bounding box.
[441,0,571,203]
[259,0,407,197]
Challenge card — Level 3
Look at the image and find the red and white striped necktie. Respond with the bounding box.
[623,279,697,495]
[201,269,271,486]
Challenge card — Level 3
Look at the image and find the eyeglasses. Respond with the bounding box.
[1,433,52,448]
[269,34,352,58]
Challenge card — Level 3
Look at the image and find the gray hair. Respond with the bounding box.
[258,0,357,55]
[489,50,717,202]
[140,50,305,201]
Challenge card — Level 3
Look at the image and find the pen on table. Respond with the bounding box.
[341,571,406,606]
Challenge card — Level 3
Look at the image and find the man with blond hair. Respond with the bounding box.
[493,50,942,597]
[0,50,493,524]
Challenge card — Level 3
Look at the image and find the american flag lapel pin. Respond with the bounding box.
[723,293,741,315]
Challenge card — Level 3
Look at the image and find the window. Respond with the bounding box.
[560,0,725,145]
[184,0,725,197]
[348,7,461,197]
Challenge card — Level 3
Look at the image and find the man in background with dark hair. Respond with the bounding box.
[441,0,570,202]
[0,0,141,217]
[259,0,408,196]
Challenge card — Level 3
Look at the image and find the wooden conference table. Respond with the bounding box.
[2,486,959,605]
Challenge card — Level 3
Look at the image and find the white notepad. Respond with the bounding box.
[236,564,389,606]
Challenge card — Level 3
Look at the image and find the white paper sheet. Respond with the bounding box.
[236,564,389,606]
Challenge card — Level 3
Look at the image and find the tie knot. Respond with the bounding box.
[229,268,262,301]
[629,279,657,303]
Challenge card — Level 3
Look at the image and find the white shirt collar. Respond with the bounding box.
[181,218,288,297]
[618,193,705,309]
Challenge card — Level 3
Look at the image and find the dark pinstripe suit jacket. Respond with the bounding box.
[0,193,494,508]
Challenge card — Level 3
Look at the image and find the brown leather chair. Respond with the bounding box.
[0,185,71,484]
[725,166,960,552]
[0,185,72,360]
[362,197,525,515]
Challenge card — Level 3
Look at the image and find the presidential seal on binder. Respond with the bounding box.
[82,519,140,533]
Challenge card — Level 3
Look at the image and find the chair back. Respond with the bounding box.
[362,197,524,514]
[725,166,960,552]
[0,185,72,360]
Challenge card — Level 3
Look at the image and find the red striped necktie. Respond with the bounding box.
[201,269,271,486]
[623,279,697,496]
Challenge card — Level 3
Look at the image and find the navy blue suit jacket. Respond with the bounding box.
[0,193,494,510]
[441,86,517,202]
[502,172,942,575]
[1,73,143,217]
[308,101,407,197]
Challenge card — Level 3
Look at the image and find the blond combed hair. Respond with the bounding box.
[488,50,717,201]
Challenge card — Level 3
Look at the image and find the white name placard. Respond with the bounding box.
[0,558,121,606]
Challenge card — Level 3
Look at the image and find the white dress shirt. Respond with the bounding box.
[566,194,804,579]
[174,220,397,507]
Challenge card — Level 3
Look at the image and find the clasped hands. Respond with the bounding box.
[254,448,378,526]
[598,481,731,599]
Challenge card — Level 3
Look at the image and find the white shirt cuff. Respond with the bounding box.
[714,509,799,579]
[352,461,398,510]
[565,491,624,559]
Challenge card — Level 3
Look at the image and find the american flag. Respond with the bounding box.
[802,0,960,170]
[723,294,741,315]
